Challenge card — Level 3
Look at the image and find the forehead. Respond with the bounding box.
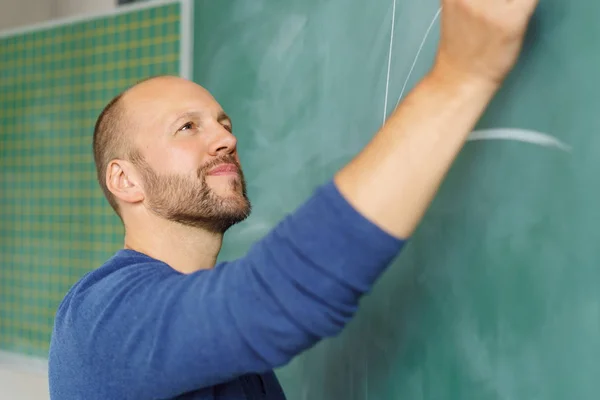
[122,76,222,138]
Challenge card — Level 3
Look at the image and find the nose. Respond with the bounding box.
[208,123,237,156]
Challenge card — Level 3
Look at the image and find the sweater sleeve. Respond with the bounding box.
[54,180,406,398]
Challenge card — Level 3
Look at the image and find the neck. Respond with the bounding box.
[123,212,223,274]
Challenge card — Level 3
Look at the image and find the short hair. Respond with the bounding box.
[93,92,129,219]
[92,75,176,219]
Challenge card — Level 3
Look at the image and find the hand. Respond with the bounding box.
[433,0,540,87]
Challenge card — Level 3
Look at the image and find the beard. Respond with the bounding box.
[132,153,251,234]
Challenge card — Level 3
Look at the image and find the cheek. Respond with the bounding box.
[159,141,209,174]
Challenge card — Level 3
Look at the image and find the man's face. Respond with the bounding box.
[123,76,251,233]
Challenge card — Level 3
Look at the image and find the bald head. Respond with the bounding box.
[119,76,224,152]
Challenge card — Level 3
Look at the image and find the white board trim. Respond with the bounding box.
[179,0,194,80]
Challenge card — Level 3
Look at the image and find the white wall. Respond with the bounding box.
[0,0,54,31]
[0,364,49,400]
[55,0,116,22]
[0,0,115,31]
[0,3,118,400]
[0,350,50,400]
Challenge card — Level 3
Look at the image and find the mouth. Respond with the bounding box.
[207,163,239,176]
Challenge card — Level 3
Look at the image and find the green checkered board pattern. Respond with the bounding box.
[0,2,182,358]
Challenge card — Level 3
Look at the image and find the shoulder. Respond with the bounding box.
[48,250,177,398]
[56,249,176,315]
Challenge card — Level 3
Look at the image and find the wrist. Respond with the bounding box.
[426,60,501,99]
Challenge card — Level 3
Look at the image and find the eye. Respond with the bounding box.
[179,121,196,132]
[223,124,233,133]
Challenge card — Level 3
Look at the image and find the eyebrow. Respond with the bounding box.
[171,110,232,129]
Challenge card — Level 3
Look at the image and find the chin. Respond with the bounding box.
[212,186,242,201]
[208,177,244,196]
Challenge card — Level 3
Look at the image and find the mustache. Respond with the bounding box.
[198,155,242,177]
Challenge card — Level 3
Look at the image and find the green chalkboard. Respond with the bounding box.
[194,0,599,398]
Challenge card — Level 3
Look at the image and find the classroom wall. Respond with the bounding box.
[55,0,116,22]
[0,2,116,399]
[0,0,54,31]
[0,0,115,31]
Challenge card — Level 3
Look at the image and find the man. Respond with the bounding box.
[49,0,539,398]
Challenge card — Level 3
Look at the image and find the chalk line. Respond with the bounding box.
[394,7,442,109]
[382,9,572,153]
[467,128,572,152]
[382,0,398,125]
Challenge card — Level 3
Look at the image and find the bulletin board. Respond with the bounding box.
[0,0,192,361]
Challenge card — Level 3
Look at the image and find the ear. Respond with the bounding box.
[106,159,145,205]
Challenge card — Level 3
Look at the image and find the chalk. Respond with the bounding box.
[394,7,442,109]
[382,0,398,125]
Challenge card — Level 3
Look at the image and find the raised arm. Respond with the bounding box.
[335,0,539,239]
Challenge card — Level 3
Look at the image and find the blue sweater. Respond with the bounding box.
[48,181,405,399]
